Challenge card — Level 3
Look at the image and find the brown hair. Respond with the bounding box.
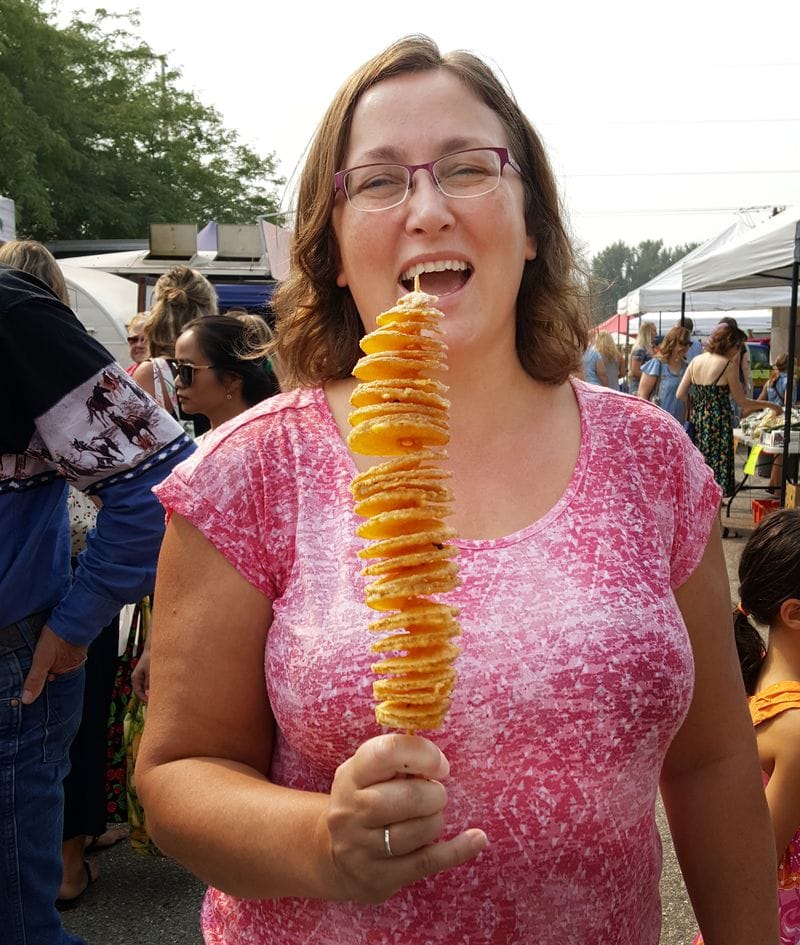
[705,322,746,356]
[145,266,218,358]
[271,34,588,388]
[734,509,800,694]
[0,239,70,306]
[656,325,691,363]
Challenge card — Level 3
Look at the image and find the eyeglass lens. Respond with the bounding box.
[343,148,504,211]
[176,363,194,385]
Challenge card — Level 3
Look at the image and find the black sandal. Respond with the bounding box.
[56,859,97,911]
[722,527,740,539]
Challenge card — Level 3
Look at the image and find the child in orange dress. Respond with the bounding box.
[695,507,800,944]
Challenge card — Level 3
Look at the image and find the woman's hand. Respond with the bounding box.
[132,635,151,702]
[323,734,487,903]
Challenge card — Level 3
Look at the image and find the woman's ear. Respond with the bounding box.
[223,373,244,397]
[779,598,800,630]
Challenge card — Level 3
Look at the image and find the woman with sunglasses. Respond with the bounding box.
[172,315,279,439]
[137,36,778,945]
[636,325,692,423]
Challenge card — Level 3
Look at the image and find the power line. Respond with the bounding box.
[564,169,800,178]
[544,117,800,127]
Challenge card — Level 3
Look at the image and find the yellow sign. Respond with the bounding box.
[743,445,763,477]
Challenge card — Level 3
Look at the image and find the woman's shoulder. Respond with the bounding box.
[573,376,674,431]
[178,387,332,475]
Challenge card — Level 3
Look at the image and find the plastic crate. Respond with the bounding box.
[752,498,780,525]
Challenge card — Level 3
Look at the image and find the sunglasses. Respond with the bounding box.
[174,362,217,386]
[127,334,144,343]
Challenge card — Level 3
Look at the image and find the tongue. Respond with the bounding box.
[417,269,468,296]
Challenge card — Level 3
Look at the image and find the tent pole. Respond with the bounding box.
[680,292,686,327]
[779,227,800,506]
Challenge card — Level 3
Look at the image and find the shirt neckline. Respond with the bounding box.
[311,378,590,550]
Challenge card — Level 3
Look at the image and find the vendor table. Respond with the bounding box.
[727,428,799,515]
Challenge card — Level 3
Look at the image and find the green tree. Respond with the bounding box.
[0,1,285,240]
[589,239,700,322]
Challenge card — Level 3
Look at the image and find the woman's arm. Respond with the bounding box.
[595,358,609,387]
[629,353,644,381]
[137,514,485,903]
[726,357,780,418]
[661,531,779,944]
[675,362,693,402]
[759,710,800,861]
[637,371,656,401]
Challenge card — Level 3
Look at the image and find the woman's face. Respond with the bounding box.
[331,69,536,355]
[127,319,148,364]
[174,329,231,419]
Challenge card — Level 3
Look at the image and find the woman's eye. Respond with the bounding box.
[353,169,405,193]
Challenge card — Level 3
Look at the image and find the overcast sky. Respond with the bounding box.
[53,0,800,257]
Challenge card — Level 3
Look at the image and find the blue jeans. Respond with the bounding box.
[0,613,87,945]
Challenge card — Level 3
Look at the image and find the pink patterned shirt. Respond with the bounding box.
[155,379,720,945]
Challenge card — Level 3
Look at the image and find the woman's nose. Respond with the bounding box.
[403,169,455,231]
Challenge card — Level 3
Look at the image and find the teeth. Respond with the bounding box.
[401,260,468,283]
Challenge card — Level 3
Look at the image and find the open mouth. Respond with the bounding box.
[400,259,472,296]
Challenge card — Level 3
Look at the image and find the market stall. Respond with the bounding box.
[682,207,800,505]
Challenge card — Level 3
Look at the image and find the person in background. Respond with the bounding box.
[582,329,621,389]
[132,265,218,437]
[694,509,800,945]
[125,312,150,375]
[171,315,279,440]
[627,320,656,395]
[637,325,691,424]
[683,317,704,362]
[676,321,780,537]
[757,353,798,495]
[0,243,194,945]
[758,354,798,408]
[131,315,279,704]
[137,34,777,945]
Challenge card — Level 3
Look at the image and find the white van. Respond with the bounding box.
[60,264,138,368]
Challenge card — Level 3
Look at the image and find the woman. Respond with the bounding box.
[627,321,656,395]
[125,312,150,375]
[137,36,778,945]
[758,353,798,407]
[582,330,621,389]
[172,315,279,438]
[132,266,218,436]
[130,315,278,704]
[676,322,780,531]
[637,325,691,423]
[757,353,798,494]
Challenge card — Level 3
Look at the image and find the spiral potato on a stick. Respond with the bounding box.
[348,285,461,733]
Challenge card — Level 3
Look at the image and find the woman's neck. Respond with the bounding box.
[759,623,800,688]
[207,398,250,431]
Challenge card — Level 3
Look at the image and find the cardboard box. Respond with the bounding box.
[761,429,800,448]
[786,482,798,509]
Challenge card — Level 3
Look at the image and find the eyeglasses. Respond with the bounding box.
[174,362,216,386]
[333,147,522,212]
[127,335,144,344]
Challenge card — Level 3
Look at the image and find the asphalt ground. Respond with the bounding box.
[62,446,772,945]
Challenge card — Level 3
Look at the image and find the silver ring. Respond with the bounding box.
[383,826,394,858]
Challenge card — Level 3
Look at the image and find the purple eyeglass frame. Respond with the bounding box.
[333,147,521,204]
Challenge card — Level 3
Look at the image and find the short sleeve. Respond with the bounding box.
[154,416,296,600]
[641,358,660,377]
[665,431,722,590]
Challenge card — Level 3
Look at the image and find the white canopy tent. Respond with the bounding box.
[681,206,800,503]
[682,206,800,294]
[617,221,793,316]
